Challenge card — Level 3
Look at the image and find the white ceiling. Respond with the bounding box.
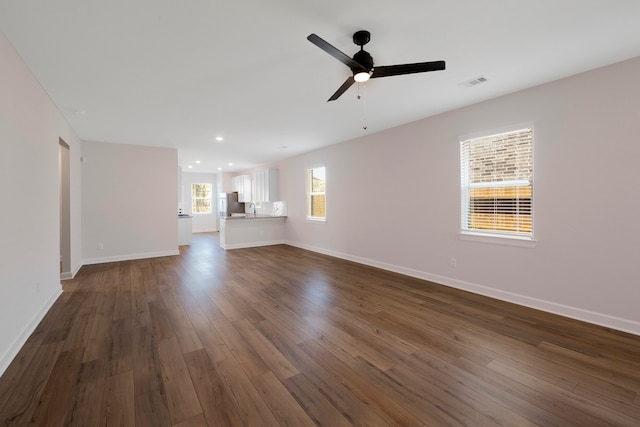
[2,1,640,173]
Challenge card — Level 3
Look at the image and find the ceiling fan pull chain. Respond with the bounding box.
[360,83,368,130]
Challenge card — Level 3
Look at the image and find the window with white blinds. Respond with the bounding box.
[460,128,533,238]
[306,167,326,221]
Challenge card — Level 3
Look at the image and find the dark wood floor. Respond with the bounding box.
[1,233,639,426]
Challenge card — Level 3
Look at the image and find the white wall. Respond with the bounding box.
[181,172,218,232]
[277,57,640,335]
[218,171,233,193]
[81,140,179,263]
[0,33,83,374]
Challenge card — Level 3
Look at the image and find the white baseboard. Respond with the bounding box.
[71,263,82,278]
[222,240,285,250]
[0,285,62,377]
[285,241,640,336]
[60,263,83,280]
[82,249,179,265]
[193,228,217,233]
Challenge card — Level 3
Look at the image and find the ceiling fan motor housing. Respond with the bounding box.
[353,50,373,72]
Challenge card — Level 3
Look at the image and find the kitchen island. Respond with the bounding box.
[219,215,286,249]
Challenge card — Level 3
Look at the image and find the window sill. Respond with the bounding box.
[459,232,537,248]
[306,217,326,223]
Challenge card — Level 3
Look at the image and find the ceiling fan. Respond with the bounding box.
[307,30,446,101]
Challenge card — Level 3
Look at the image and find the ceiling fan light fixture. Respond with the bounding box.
[354,71,370,82]
[307,31,445,101]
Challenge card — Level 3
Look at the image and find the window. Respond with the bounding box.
[306,167,326,220]
[191,183,212,214]
[460,128,533,239]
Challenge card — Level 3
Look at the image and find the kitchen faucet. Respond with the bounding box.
[248,202,256,216]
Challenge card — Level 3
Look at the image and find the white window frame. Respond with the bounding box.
[460,127,535,246]
[306,166,326,222]
[191,182,212,214]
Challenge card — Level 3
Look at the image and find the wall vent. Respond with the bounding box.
[458,76,488,88]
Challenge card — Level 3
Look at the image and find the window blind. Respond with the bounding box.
[306,167,326,219]
[460,128,533,237]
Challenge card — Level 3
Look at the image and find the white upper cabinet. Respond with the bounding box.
[178,166,183,204]
[232,174,252,202]
[253,168,278,202]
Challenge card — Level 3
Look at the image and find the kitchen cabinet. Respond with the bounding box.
[231,174,252,202]
[253,168,278,202]
[177,166,183,204]
[178,215,192,245]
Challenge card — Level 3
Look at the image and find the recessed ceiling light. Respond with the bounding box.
[188,165,193,169]
[216,136,224,141]
[195,160,200,164]
[228,162,233,166]
[217,167,222,171]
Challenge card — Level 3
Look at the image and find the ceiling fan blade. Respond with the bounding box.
[307,33,366,72]
[371,61,445,78]
[328,77,355,101]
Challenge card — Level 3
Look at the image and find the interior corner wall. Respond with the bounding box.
[182,172,218,232]
[277,56,640,335]
[81,140,179,264]
[0,33,83,375]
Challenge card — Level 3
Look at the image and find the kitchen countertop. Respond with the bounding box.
[221,215,287,220]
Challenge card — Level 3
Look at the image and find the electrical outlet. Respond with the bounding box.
[450,257,457,268]
[98,243,104,250]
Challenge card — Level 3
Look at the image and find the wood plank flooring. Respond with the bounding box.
[1,232,640,426]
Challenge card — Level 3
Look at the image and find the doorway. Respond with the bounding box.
[59,139,71,279]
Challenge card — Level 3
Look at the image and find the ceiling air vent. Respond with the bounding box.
[458,76,488,88]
